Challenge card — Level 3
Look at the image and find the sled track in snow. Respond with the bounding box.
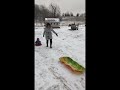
[35,26,85,90]
[48,66,85,90]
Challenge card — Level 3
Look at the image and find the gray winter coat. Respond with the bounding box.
[43,28,57,40]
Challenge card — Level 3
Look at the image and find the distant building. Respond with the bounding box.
[45,18,60,28]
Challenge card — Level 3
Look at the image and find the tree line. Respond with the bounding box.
[35,3,61,23]
[62,12,81,17]
[35,3,85,23]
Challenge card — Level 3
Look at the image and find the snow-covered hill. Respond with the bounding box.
[35,25,85,90]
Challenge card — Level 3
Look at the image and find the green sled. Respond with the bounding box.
[59,57,85,73]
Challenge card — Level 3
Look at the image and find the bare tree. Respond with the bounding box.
[35,4,40,22]
[35,4,51,25]
[79,13,85,22]
[76,13,80,17]
[49,3,61,18]
[70,12,73,16]
[35,3,61,24]
[64,12,71,17]
[39,5,47,20]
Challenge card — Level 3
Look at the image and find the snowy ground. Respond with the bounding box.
[35,25,85,90]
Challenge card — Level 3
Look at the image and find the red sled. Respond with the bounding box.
[35,43,42,46]
[35,38,42,46]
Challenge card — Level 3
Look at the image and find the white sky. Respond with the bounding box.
[35,0,85,15]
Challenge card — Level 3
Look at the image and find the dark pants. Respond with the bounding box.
[46,39,52,47]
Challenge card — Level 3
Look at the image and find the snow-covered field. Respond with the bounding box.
[35,25,85,90]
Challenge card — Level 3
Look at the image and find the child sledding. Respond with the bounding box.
[35,38,42,46]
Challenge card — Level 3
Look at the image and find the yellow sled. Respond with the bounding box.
[59,57,85,73]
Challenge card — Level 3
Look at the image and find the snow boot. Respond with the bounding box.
[46,40,48,47]
[50,39,52,48]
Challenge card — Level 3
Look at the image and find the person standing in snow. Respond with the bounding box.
[43,23,58,48]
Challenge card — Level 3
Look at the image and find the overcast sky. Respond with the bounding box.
[35,0,85,15]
